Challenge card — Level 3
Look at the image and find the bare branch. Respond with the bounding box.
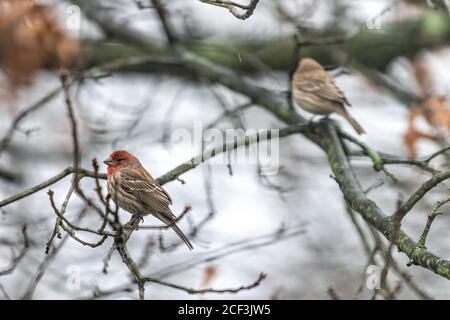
[47,190,114,237]
[394,170,450,221]
[22,207,89,300]
[45,183,76,254]
[60,70,80,187]
[416,194,450,250]
[0,225,29,277]
[0,87,62,158]
[77,225,305,299]
[326,286,341,300]
[0,167,104,208]
[151,0,179,48]
[199,0,260,20]
[143,272,266,295]
[0,55,174,158]
[0,283,11,300]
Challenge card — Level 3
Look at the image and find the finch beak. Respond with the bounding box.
[103,158,113,166]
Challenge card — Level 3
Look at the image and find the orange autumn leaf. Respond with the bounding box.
[200,266,218,287]
[404,97,450,158]
[403,125,435,159]
[422,96,450,131]
[412,56,432,97]
[0,0,80,92]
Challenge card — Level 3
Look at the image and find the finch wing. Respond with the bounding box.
[119,168,175,217]
[295,73,351,106]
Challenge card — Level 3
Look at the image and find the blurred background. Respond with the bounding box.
[0,0,449,299]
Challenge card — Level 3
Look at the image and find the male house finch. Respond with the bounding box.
[292,58,366,135]
[104,150,193,250]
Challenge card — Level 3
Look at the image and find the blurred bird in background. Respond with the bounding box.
[292,58,366,135]
[104,150,193,250]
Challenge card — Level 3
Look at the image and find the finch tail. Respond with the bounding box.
[339,110,366,135]
[170,222,194,250]
[156,212,193,250]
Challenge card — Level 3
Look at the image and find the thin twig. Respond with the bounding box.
[393,170,450,221]
[0,225,29,276]
[77,226,305,299]
[60,70,80,187]
[326,286,341,300]
[23,207,89,300]
[0,283,11,300]
[417,194,450,249]
[151,0,179,48]
[143,272,266,295]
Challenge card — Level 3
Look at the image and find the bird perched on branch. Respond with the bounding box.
[292,58,366,135]
[104,150,193,250]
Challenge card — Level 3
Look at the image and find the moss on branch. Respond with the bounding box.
[316,120,450,280]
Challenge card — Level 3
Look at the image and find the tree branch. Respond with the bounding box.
[143,272,266,295]
[394,170,450,221]
[199,0,260,20]
[0,225,29,277]
[317,121,450,280]
[417,194,450,249]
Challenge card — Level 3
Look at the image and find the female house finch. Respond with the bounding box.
[104,150,193,250]
[292,58,366,135]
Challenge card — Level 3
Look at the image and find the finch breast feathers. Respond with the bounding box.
[117,167,175,217]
